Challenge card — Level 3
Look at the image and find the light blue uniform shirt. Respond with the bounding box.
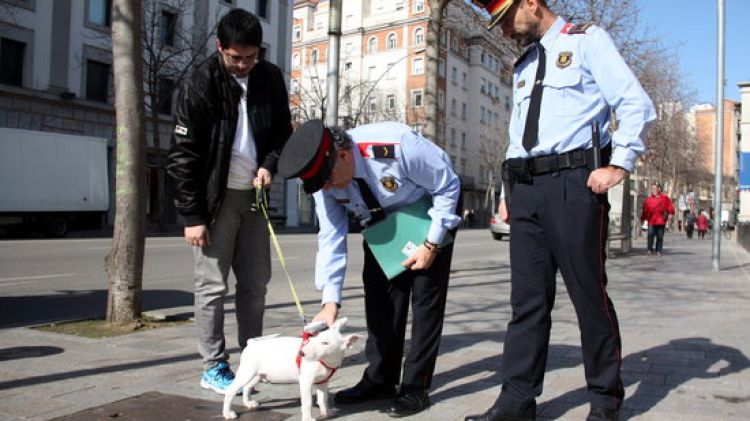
[508,17,656,172]
[313,122,462,304]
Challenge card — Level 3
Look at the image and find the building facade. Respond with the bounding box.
[288,0,517,228]
[0,0,292,228]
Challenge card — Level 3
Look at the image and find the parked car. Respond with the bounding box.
[489,213,510,240]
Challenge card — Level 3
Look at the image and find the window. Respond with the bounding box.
[450,128,456,146]
[0,38,25,87]
[438,59,445,78]
[256,0,269,19]
[86,59,110,102]
[160,10,177,47]
[292,53,300,69]
[345,61,352,70]
[414,28,424,46]
[88,0,111,27]
[461,102,467,120]
[451,98,456,116]
[387,33,397,50]
[462,72,467,88]
[451,66,457,84]
[505,95,511,111]
[412,90,423,107]
[368,65,376,79]
[461,132,466,149]
[311,49,318,63]
[290,78,299,94]
[157,77,175,114]
[369,98,377,112]
[293,25,301,41]
[414,0,425,13]
[368,37,377,54]
[387,94,395,110]
[412,57,424,75]
[480,106,486,124]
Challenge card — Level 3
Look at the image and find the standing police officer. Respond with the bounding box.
[277,119,461,417]
[467,1,655,420]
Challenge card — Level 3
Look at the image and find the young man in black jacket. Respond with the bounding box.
[167,8,292,394]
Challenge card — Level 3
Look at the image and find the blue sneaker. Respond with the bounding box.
[200,361,237,394]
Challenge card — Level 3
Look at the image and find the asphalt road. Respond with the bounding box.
[0,228,507,328]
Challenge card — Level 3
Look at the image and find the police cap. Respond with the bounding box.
[471,0,516,29]
[278,119,335,194]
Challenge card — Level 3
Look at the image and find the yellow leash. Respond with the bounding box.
[256,186,307,325]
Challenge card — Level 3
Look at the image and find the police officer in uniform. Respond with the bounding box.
[277,119,461,417]
[467,1,655,420]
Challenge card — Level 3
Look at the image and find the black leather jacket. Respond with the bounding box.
[167,54,292,226]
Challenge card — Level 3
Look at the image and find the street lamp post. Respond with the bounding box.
[712,0,725,271]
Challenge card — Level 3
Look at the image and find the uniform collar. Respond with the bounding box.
[540,16,566,50]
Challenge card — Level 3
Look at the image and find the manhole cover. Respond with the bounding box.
[52,391,291,420]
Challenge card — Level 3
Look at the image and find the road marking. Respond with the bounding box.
[0,273,75,282]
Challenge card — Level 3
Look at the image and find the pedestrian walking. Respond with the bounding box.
[166,8,292,394]
[277,119,462,417]
[466,1,655,420]
[685,210,696,239]
[640,182,675,256]
[697,209,709,239]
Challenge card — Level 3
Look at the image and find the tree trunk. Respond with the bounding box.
[105,0,147,323]
[424,0,450,143]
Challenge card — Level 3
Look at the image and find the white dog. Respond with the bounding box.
[222,317,360,420]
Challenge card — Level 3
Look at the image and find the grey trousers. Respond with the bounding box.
[193,189,271,369]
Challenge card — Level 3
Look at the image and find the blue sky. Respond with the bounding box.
[639,0,750,105]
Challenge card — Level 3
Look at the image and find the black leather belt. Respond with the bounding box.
[502,144,611,182]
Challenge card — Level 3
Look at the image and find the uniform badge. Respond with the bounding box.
[517,80,526,89]
[557,52,573,68]
[380,176,398,192]
[174,125,188,136]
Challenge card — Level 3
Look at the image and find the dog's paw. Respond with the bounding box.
[222,410,238,419]
[317,407,338,419]
[243,399,259,410]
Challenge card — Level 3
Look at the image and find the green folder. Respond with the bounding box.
[362,196,453,280]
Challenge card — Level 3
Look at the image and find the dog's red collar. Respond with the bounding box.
[297,332,339,385]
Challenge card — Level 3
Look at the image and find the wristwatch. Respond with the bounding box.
[423,240,442,254]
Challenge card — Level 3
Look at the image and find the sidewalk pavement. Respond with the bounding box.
[1,234,750,420]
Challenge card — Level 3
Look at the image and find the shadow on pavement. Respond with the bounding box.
[539,337,750,420]
[0,289,194,328]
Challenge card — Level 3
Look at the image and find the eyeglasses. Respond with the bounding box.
[219,48,259,65]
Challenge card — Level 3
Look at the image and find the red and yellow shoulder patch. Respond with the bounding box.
[561,23,593,35]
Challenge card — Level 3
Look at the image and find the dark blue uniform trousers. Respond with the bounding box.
[360,238,455,392]
[497,167,623,416]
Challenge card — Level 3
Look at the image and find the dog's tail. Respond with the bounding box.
[246,333,280,345]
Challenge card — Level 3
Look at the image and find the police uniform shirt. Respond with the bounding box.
[313,122,462,304]
[508,17,656,172]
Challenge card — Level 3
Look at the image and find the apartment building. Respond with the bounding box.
[289,0,517,227]
[0,0,292,226]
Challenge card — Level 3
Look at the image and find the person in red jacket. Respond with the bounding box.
[696,209,710,239]
[640,183,675,256]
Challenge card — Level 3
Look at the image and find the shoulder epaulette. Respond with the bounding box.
[561,22,594,35]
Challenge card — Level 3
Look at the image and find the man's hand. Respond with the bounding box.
[253,167,272,188]
[312,302,339,327]
[498,198,510,223]
[184,224,211,247]
[587,166,628,194]
[401,244,437,271]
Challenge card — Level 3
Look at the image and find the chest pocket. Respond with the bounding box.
[542,67,583,116]
[514,79,533,120]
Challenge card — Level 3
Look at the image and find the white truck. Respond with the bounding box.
[0,127,110,237]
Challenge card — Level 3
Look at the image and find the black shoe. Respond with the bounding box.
[465,402,533,421]
[586,407,619,421]
[334,377,396,405]
[385,390,431,418]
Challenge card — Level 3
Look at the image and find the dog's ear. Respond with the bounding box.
[332,317,348,330]
[341,334,360,350]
